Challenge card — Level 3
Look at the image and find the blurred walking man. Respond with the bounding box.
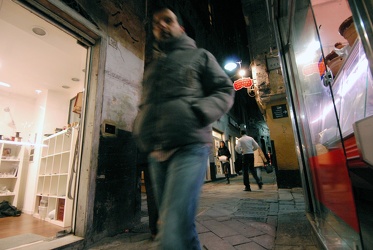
[133,5,234,249]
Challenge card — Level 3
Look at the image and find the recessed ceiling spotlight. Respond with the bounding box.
[32,26,46,36]
[71,77,80,82]
[62,85,70,89]
[35,90,42,94]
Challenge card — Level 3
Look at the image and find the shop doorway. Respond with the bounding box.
[212,130,234,179]
[0,0,88,246]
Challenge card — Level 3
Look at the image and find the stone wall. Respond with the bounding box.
[239,0,302,187]
[74,0,145,242]
[248,42,301,187]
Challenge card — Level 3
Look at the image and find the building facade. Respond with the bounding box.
[0,0,257,248]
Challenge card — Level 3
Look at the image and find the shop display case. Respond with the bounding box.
[269,0,373,247]
[33,127,78,227]
[0,141,28,209]
[320,39,373,144]
[271,0,373,247]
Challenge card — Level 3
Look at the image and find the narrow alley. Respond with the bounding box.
[88,172,318,250]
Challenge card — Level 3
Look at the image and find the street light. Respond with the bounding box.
[224,60,254,92]
[224,62,238,71]
[224,60,247,78]
[238,69,246,78]
[224,60,240,71]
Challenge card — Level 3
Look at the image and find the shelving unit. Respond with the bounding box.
[33,127,78,228]
[0,140,28,209]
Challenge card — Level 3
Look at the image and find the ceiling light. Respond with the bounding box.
[62,85,70,89]
[0,81,11,87]
[32,27,46,36]
[35,90,42,94]
[71,78,80,82]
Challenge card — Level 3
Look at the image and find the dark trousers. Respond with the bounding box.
[242,154,262,187]
[142,164,159,236]
[222,162,230,180]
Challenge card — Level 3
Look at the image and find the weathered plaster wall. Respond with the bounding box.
[265,98,302,188]
[253,51,301,187]
[253,53,285,98]
[73,0,145,242]
[241,0,301,187]
[77,0,145,57]
[77,0,145,131]
[103,39,143,131]
[265,99,298,170]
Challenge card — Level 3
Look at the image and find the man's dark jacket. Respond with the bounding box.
[133,33,234,153]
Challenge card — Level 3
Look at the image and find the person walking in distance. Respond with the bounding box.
[218,141,231,184]
[254,148,269,182]
[235,130,263,191]
[133,5,234,249]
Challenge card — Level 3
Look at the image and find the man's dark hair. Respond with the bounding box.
[240,130,247,135]
[152,4,184,26]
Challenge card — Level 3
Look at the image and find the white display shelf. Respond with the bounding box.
[0,192,15,196]
[34,127,77,228]
[0,141,28,209]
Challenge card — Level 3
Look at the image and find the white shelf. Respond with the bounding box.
[0,142,28,209]
[34,127,77,228]
[0,192,15,196]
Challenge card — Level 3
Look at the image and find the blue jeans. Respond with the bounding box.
[149,143,210,250]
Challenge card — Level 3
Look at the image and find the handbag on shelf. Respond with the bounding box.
[265,164,274,173]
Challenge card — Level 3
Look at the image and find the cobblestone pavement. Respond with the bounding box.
[88,172,318,250]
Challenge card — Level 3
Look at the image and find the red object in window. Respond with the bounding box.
[57,199,65,221]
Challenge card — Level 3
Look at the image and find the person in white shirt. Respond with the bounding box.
[235,130,263,191]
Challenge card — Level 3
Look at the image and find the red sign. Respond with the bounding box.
[233,78,253,91]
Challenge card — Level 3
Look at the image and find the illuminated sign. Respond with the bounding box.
[233,78,253,91]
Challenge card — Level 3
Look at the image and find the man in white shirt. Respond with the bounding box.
[235,130,263,191]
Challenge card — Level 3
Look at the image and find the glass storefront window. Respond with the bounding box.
[276,1,361,248]
[272,0,373,247]
[333,42,372,136]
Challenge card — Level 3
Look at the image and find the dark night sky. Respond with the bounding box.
[213,0,249,66]
[189,0,250,66]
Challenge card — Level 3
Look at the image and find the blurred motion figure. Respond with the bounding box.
[133,5,234,249]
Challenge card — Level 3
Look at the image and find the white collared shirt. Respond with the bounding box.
[235,135,259,154]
